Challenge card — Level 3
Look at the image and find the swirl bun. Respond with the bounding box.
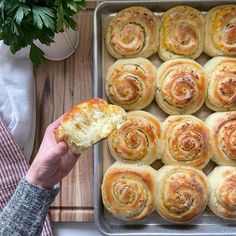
[156,165,209,223]
[105,6,160,58]
[155,59,207,115]
[208,166,236,219]
[105,58,157,110]
[101,162,156,221]
[204,57,236,112]
[159,6,204,60]
[205,112,236,166]
[108,111,162,165]
[205,5,236,57]
[162,115,212,169]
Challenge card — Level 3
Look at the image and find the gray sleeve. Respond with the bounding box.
[0,178,59,236]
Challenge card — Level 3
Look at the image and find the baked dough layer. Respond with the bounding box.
[204,57,236,111]
[105,58,157,110]
[156,165,209,223]
[155,58,207,115]
[162,115,212,169]
[208,166,236,220]
[105,6,160,59]
[108,110,162,164]
[159,6,204,60]
[205,112,236,166]
[56,98,126,155]
[102,162,156,221]
[204,5,236,57]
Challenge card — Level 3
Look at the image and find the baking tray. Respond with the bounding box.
[93,1,236,235]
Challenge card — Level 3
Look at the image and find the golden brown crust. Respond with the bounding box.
[105,6,160,58]
[204,57,236,111]
[205,5,236,57]
[56,98,126,155]
[162,115,212,169]
[159,6,204,60]
[105,58,157,110]
[208,166,236,219]
[155,59,207,115]
[205,112,236,166]
[156,165,209,223]
[101,162,156,221]
[108,110,162,165]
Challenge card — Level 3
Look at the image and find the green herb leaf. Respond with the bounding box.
[32,6,55,30]
[75,0,86,10]
[10,21,19,35]
[7,3,20,15]
[55,0,64,32]
[34,27,55,45]
[0,1,5,10]
[67,2,78,13]
[0,0,86,66]
[30,43,44,67]
[15,5,30,24]
[55,0,86,31]
[65,17,76,30]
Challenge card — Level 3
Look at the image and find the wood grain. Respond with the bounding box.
[33,7,96,222]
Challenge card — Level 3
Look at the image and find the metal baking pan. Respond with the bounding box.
[93,0,236,235]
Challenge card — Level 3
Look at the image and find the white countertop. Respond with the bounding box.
[53,223,102,236]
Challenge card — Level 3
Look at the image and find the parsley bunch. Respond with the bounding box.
[0,0,86,66]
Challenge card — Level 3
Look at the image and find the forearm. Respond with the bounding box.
[0,178,59,236]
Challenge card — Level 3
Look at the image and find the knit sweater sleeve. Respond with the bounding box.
[0,178,59,236]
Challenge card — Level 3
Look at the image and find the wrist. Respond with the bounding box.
[25,172,54,189]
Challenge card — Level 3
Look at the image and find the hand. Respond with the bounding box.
[25,116,79,189]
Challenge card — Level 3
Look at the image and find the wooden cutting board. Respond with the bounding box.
[32,2,99,222]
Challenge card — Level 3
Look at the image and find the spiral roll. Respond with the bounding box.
[204,57,236,112]
[108,111,162,165]
[106,58,157,110]
[162,115,212,169]
[156,165,209,223]
[155,59,207,115]
[102,162,156,221]
[159,6,204,60]
[208,166,236,219]
[105,6,160,59]
[205,112,236,166]
[205,5,236,57]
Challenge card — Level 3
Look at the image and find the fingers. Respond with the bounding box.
[61,152,80,175]
[49,116,63,130]
[46,141,69,164]
[54,141,69,156]
[70,152,80,159]
[53,115,64,127]
[69,151,80,163]
[44,115,65,144]
[46,114,65,134]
